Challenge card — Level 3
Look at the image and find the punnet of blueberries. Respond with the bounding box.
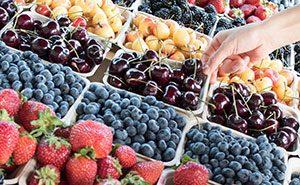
[138,0,217,35]
[290,173,300,185]
[208,82,299,151]
[184,123,287,185]
[76,83,187,162]
[108,50,207,110]
[0,41,86,118]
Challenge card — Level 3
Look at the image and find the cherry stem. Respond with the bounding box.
[105,73,127,85]
[231,86,239,117]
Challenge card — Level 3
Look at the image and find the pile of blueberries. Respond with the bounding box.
[290,173,300,185]
[76,84,187,162]
[138,0,218,35]
[184,123,286,185]
[0,42,86,118]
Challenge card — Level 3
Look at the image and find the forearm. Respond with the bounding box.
[260,6,300,50]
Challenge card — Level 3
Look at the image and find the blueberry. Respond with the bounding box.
[131,107,142,121]
[111,120,123,129]
[163,148,175,161]
[192,132,204,142]
[217,141,229,152]
[76,102,86,115]
[72,82,83,92]
[230,143,242,156]
[21,88,33,99]
[147,141,157,149]
[42,93,54,104]
[174,115,187,128]
[145,130,156,141]
[157,128,171,141]
[137,122,147,135]
[84,103,100,114]
[64,95,75,105]
[210,158,219,168]
[125,137,131,145]
[154,101,165,109]
[8,66,18,73]
[250,143,259,154]
[109,93,121,101]
[115,129,128,140]
[7,72,19,82]
[110,103,121,113]
[173,128,182,137]
[35,74,47,84]
[213,174,225,184]
[54,95,63,104]
[114,139,125,145]
[191,142,205,155]
[140,143,154,157]
[130,97,141,107]
[146,119,159,133]
[170,133,180,144]
[273,167,285,181]
[49,64,60,74]
[261,157,272,170]
[215,152,226,161]
[33,89,44,101]
[199,154,209,164]
[123,117,134,127]
[210,147,219,157]
[131,142,141,152]
[144,96,156,105]
[53,88,61,96]
[252,153,262,165]
[228,161,242,172]
[126,126,137,137]
[119,98,130,108]
[0,61,9,71]
[219,159,229,168]
[20,70,33,82]
[53,74,64,86]
[11,81,22,91]
[140,114,149,123]
[65,74,76,84]
[84,91,97,101]
[156,117,167,129]
[82,114,96,120]
[58,104,69,116]
[133,135,145,144]
[104,99,114,108]
[103,114,116,123]
[153,152,162,160]
[158,140,167,151]
[249,172,263,184]
[146,108,159,120]
[140,102,150,111]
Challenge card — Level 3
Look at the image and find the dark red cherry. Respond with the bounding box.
[49,45,70,65]
[119,53,136,61]
[33,20,43,32]
[248,111,264,129]
[209,93,230,115]
[108,76,127,89]
[19,43,30,51]
[280,126,297,147]
[171,69,186,85]
[1,29,20,48]
[248,93,263,110]
[67,39,83,58]
[265,105,282,120]
[0,0,17,17]
[142,50,159,63]
[143,81,158,96]
[57,16,71,27]
[41,20,61,38]
[208,115,225,125]
[181,58,202,76]
[273,130,291,149]
[124,68,147,87]
[163,85,181,105]
[0,7,9,29]
[31,37,51,57]
[261,91,277,106]
[109,58,130,75]
[182,91,199,110]
[150,65,170,86]
[69,57,91,73]
[226,114,248,134]
[16,14,34,30]
[86,44,104,65]
[236,99,249,118]
[281,117,299,131]
[183,77,202,93]
[262,119,279,135]
[71,27,89,45]
[85,38,103,48]
[134,63,148,71]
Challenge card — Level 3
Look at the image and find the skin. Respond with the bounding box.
[203,6,300,83]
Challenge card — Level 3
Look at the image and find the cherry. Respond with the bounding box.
[71,27,89,45]
[248,111,264,129]
[85,38,103,49]
[60,27,71,39]
[168,81,179,88]
[182,91,199,110]
[262,119,279,135]
[49,35,61,43]
[226,114,248,134]
[134,63,148,71]
[248,93,263,110]
[19,43,30,51]
[265,105,282,120]
[124,69,147,87]
[86,44,104,65]
[41,20,61,38]
[142,50,159,63]
[33,20,43,32]
[235,99,249,118]
[171,69,186,85]
[272,131,291,149]
[18,31,32,43]
[183,77,202,93]
[119,53,136,61]
[109,58,130,75]
[31,37,50,58]
[143,81,158,96]
[1,29,20,48]
[0,0,17,17]
[0,7,9,29]
[57,16,71,27]
[208,115,225,125]
[16,14,34,30]
[163,85,181,105]
[67,39,83,58]
[181,58,202,76]
[49,45,70,65]
[280,126,297,147]
[108,76,127,89]
[281,117,299,131]
[150,65,170,86]
[261,91,277,106]
[69,57,91,73]
[230,82,250,98]
[35,5,51,17]
[209,93,230,115]
[71,17,87,28]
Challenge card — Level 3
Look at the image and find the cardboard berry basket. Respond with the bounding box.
[284,157,300,185]
[170,117,289,185]
[102,49,210,117]
[66,82,192,166]
[203,82,300,156]
[3,159,36,185]
[30,5,133,44]
[117,10,213,63]
[0,11,112,78]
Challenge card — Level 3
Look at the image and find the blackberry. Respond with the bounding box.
[218,18,233,29]
[181,11,193,25]
[170,6,182,20]
[232,17,246,27]
[152,2,165,11]
[214,27,227,35]
[140,6,152,14]
[205,4,217,14]
[154,8,171,19]
[193,9,207,22]
[160,0,176,7]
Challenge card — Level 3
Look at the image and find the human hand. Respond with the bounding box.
[203,22,276,83]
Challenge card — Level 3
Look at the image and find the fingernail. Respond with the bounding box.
[203,66,210,75]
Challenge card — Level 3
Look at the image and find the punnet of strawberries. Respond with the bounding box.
[0,88,164,185]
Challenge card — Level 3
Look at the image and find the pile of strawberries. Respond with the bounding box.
[229,0,278,23]
[0,88,164,185]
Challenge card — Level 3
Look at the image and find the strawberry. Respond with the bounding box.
[131,160,164,185]
[0,121,19,165]
[229,0,245,8]
[114,145,137,168]
[188,0,196,4]
[28,165,60,185]
[70,120,113,159]
[174,162,209,185]
[36,135,71,170]
[246,15,261,23]
[245,0,261,6]
[240,4,256,18]
[208,0,226,13]
[196,0,209,7]
[17,101,62,134]
[0,157,17,173]
[12,133,37,165]
[54,127,71,140]
[0,89,22,117]
[254,5,272,20]
[228,8,245,18]
[97,156,122,179]
[66,153,97,185]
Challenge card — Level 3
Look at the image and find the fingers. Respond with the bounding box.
[203,36,223,74]
[210,70,218,84]
[218,55,249,76]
